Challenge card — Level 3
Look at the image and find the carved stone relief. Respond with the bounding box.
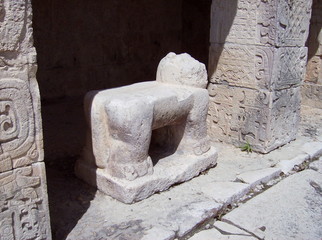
[209,43,307,91]
[0,78,40,173]
[210,0,312,47]
[0,163,51,240]
[0,0,51,238]
[207,84,300,153]
[271,46,308,89]
[0,0,26,52]
[274,0,312,47]
[209,43,272,90]
[210,0,257,45]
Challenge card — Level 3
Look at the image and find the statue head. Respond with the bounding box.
[156,52,208,89]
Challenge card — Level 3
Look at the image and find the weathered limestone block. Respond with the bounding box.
[305,55,322,84]
[76,53,217,203]
[302,0,322,108]
[0,0,26,51]
[210,0,312,47]
[301,84,322,109]
[209,43,308,91]
[0,78,43,172]
[0,163,51,239]
[208,0,312,152]
[208,84,300,153]
[0,0,51,239]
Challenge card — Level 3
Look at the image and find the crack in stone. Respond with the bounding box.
[213,225,253,237]
[309,181,322,196]
[221,220,263,240]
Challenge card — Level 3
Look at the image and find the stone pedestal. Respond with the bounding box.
[208,0,313,153]
[0,1,51,239]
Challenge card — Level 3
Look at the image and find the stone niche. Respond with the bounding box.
[75,53,218,203]
[208,0,313,153]
[0,0,51,239]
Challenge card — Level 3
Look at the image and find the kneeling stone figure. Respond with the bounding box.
[75,52,218,203]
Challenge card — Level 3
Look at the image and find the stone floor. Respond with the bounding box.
[46,106,322,240]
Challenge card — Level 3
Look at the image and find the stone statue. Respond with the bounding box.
[75,52,217,203]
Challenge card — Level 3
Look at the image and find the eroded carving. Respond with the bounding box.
[211,0,312,47]
[210,0,257,44]
[0,0,26,52]
[0,163,51,240]
[76,53,217,203]
[275,0,312,46]
[0,78,39,173]
[209,44,273,89]
[209,44,307,91]
[272,46,308,89]
[208,84,300,153]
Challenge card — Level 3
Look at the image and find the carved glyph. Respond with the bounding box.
[274,0,312,46]
[0,163,51,240]
[210,0,257,44]
[0,78,40,173]
[208,84,300,153]
[209,43,307,91]
[0,0,51,238]
[210,0,312,47]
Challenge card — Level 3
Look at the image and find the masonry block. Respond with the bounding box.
[305,55,322,84]
[301,83,322,109]
[208,84,300,153]
[0,0,51,238]
[0,163,51,239]
[210,0,312,47]
[209,43,307,91]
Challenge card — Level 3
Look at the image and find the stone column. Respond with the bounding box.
[302,0,322,109]
[0,0,52,239]
[208,0,313,153]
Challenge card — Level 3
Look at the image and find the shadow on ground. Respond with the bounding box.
[46,161,96,240]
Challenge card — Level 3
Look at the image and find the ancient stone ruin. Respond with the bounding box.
[207,0,313,153]
[75,53,218,203]
[302,0,322,108]
[0,0,320,238]
[0,0,51,239]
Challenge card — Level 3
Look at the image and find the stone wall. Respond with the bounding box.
[31,0,211,163]
[302,0,322,108]
[208,0,312,153]
[32,0,209,100]
[0,0,51,239]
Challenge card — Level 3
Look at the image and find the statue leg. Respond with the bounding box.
[105,98,154,180]
[177,89,211,155]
